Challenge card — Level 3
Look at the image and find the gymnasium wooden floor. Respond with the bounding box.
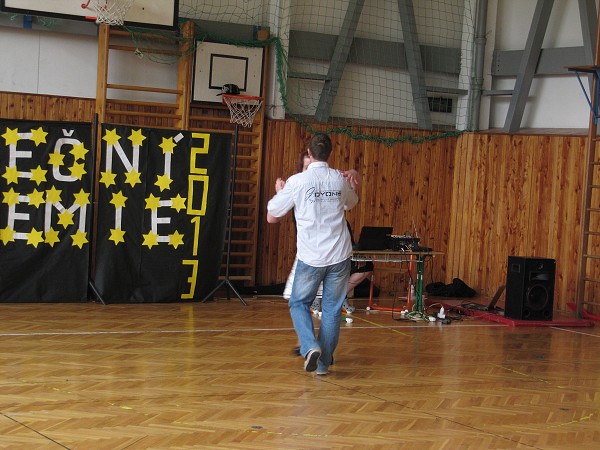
[0,296,598,449]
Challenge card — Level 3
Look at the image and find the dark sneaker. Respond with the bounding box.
[304,348,321,372]
[316,368,328,376]
[291,346,301,356]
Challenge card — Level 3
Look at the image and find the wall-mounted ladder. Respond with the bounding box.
[569,5,600,318]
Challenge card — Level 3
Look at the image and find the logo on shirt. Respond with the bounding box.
[305,187,342,203]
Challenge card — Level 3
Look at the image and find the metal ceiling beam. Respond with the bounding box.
[397,0,431,130]
[503,0,554,133]
[398,0,432,130]
[579,0,598,92]
[314,0,365,122]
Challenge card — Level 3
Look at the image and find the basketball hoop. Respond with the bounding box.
[82,0,135,26]
[222,94,263,128]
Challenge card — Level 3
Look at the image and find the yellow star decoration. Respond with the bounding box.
[109,228,126,245]
[3,166,20,185]
[45,228,60,247]
[70,142,89,161]
[129,129,146,147]
[142,230,159,249]
[100,170,117,188]
[110,191,127,209]
[48,151,65,167]
[71,230,88,249]
[57,210,75,229]
[169,230,184,249]
[73,189,90,207]
[155,173,173,192]
[125,169,141,187]
[170,194,186,212]
[159,136,177,154]
[46,186,62,204]
[103,128,121,146]
[30,165,48,185]
[3,188,20,206]
[2,128,20,146]
[145,193,161,211]
[26,228,44,248]
[0,226,15,245]
[27,189,45,208]
[30,127,48,146]
[69,162,87,180]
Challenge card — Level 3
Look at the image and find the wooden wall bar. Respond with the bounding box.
[0,91,589,312]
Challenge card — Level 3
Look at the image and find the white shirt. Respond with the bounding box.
[267,161,359,267]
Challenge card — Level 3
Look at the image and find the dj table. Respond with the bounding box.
[352,250,443,313]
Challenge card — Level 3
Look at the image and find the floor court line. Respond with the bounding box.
[0,322,507,338]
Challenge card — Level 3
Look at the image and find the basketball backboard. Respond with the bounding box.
[0,0,178,29]
[193,41,264,103]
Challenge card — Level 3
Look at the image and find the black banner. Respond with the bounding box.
[0,120,232,303]
[0,120,92,302]
[93,125,231,303]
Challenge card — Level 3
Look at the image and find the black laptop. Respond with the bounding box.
[356,226,393,251]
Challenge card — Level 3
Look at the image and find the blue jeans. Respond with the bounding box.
[289,258,351,371]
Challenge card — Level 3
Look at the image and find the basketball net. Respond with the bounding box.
[222,95,263,128]
[90,0,135,26]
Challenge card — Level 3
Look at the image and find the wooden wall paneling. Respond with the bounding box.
[354,135,369,232]
[554,136,583,310]
[526,135,550,256]
[257,119,297,285]
[277,120,296,284]
[494,134,512,290]
[1,87,593,312]
[463,134,481,289]
[0,92,95,122]
[458,134,473,280]
[504,135,523,257]
[468,134,486,291]
[444,133,588,311]
[449,133,472,281]
[381,138,396,231]
[552,137,568,309]
[424,139,450,282]
[485,134,501,289]
[484,134,503,292]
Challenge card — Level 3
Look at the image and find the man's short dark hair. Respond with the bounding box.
[308,133,332,161]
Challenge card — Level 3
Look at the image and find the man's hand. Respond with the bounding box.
[275,177,285,192]
[341,169,360,190]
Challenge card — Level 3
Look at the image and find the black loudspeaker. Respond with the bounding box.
[505,256,555,321]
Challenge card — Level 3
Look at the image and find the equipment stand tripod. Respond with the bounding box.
[201,123,247,305]
[201,93,262,305]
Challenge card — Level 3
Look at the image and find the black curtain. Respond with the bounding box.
[0,120,92,302]
[0,120,232,303]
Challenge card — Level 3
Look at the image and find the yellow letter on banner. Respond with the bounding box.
[190,216,200,256]
[187,175,209,216]
[181,259,198,299]
[190,132,210,175]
